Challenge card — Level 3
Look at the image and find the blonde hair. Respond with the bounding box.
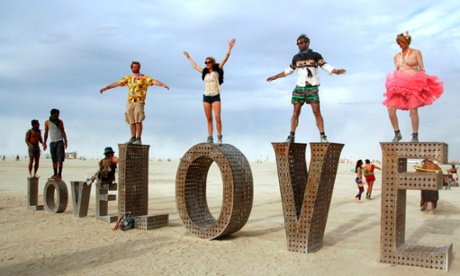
[205,57,216,64]
[396,31,411,45]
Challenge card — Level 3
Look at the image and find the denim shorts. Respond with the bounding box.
[50,140,65,163]
[203,94,221,104]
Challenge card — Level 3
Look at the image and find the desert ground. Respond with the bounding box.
[0,155,459,275]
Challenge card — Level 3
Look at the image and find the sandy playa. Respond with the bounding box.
[0,156,459,275]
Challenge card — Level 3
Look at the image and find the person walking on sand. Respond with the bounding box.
[445,164,457,186]
[100,61,170,145]
[363,159,381,200]
[416,159,441,214]
[383,31,443,142]
[44,109,68,180]
[183,38,236,146]
[25,119,46,177]
[267,34,346,143]
[354,159,364,203]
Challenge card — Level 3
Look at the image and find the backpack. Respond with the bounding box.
[201,63,224,85]
[98,157,117,183]
[114,211,135,231]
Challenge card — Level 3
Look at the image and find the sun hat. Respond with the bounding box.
[104,147,115,154]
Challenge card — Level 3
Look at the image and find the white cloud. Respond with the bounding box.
[1,0,459,162]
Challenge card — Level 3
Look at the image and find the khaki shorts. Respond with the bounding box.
[125,102,145,124]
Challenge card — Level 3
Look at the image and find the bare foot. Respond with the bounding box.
[355,197,363,203]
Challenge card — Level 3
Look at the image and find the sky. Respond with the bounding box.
[1,0,459,163]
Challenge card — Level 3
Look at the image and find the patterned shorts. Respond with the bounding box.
[291,86,319,105]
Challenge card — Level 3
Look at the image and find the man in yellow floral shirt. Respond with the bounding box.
[100,61,169,145]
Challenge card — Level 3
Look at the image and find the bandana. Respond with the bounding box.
[49,115,60,129]
[298,49,312,56]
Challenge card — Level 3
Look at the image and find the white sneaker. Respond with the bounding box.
[320,135,328,143]
[217,135,223,146]
[285,135,295,143]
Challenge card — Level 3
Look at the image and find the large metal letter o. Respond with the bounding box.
[176,143,253,239]
[44,179,68,213]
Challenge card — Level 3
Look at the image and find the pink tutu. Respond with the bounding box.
[383,70,443,110]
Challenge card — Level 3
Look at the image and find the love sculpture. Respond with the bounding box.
[26,144,169,230]
[25,140,454,272]
[272,142,344,253]
[379,142,452,271]
[175,143,254,239]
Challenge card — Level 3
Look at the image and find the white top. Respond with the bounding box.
[284,63,334,87]
[203,71,220,96]
[49,122,63,142]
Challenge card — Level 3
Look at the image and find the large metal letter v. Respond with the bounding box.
[272,142,344,253]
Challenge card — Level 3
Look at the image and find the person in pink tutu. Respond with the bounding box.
[383,31,443,142]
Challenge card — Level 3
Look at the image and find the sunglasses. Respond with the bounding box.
[204,61,213,64]
[296,41,305,46]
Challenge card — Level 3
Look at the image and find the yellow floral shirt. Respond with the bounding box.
[118,74,154,103]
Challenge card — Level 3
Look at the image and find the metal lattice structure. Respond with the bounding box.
[117,144,169,229]
[118,144,150,217]
[70,181,92,218]
[380,142,452,271]
[176,143,253,239]
[272,142,344,253]
[43,179,68,213]
[27,177,44,211]
[135,214,169,230]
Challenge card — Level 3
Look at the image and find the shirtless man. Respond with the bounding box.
[25,119,46,177]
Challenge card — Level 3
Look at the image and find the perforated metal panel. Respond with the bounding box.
[118,144,149,217]
[176,143,253,239]
[380,142,452,271]
[134,214,169,230]
[272,142,344,253]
